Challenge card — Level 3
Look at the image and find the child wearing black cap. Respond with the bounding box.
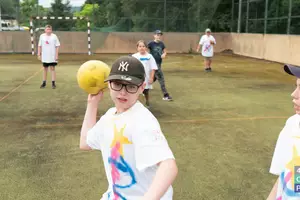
[79,55,178,200]
[148,30,173,101]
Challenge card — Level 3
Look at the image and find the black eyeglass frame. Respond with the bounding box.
[109,81,143,94]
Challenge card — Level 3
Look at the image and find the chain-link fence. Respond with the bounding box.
[1,0,299,34]
[232,0,300,34]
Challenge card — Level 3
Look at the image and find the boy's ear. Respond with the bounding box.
[139,82,146,94]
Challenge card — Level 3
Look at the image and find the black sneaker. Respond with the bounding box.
[40,83,46,89]
[163,95,173,101]
[208,67,212,72]
[52,84,56,89]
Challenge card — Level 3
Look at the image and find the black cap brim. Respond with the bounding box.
[104,75,143,86]
[154,31,163,35]
[284,64,300,78]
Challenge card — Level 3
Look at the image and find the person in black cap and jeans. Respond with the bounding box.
[148,30,173,101]
[79,55,178,200]
[267,64,300,200]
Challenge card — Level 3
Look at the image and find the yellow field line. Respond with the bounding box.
[28,116,288,128]
[0,68,42,102]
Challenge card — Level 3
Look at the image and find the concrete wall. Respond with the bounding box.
[231,33,300,66]
[91,32,231,53]
[0,31,32,53]
[0,31,299,65]
[0,31,232,54]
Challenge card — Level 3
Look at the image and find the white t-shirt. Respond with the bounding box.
[270,114,300,199]
[199,35,216,57]
[132,52,158,89]
[38,33,60,63]
[86,101,175,200]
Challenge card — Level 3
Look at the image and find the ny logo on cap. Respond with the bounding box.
[118,61,129,72]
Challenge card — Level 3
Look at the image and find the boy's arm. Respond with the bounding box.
[161,42,167,58]
[149,55,158,84]
[37,46,42,59]
[196,36,203,52]
[80,93,103,150]
[143,159,178,200]
[55,35,60,61]
[147,42,152,51]
[149,69,155,84]
[55,46,59,61]
[161,48,167,58]
[210,36,216,45]
[133,118,177,200]
[37,36,42,59]
[196,43,201,52]
[267,178,279,200]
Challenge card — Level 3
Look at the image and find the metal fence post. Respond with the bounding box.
[231,0,234,32]
[264,0,268,34]
[246,0,249,33]
[287,0,292,34]
[237,0,242,33]
[164,0,167,31]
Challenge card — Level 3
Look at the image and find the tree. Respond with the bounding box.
[19,0,47,26]
[0,0,16,18]
[47,0,74,31]
[74,4,99,30]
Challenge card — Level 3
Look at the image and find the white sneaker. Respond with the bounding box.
[162,96,173,101]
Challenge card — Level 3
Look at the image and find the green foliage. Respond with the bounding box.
[0,0,20,18]
[19,0,47,26]
[14,0,300,33]
[74,4,99,30]
[47,0,75,31]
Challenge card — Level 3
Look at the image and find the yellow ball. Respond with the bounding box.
[77,60,111,94]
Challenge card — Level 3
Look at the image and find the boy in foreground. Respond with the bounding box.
[79,56,178,200]
[267,64,300,200]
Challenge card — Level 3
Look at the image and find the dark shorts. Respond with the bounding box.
[203,56,213,60]
[43,62,57,67]
[143,89,149,95]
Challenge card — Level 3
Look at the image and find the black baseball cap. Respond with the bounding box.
[154,30,163,35]
[284,64,300,78]
[104,56,145,85]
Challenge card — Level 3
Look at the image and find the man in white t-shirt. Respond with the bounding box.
[267,64,300,200]
[196,28,216,72]
[38,25,60,89]
[79,55,178,200]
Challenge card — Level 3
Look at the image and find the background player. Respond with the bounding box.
[196,28,216,72]
[132,40,158,109]
[37,25,60,89]
[148,30,173,101]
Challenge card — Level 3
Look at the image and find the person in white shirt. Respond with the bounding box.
[37,25,60,89]
[196,28,216,72]
[132,40,158,109]
[267,64,300,200]
[79,55,178,200]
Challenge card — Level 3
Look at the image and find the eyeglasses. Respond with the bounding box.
[109,81,141,94]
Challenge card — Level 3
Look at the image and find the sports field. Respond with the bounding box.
[0,53,296,200]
